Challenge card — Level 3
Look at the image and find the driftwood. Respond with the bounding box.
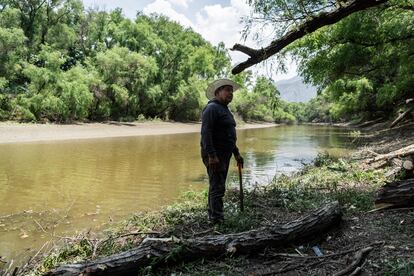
[390,106,414,128]
[363,144,414,169]
[375,178,414,209]
[231,0,388,74]
[356,117,385,128]
[45,202,342,276]
[403,160,414,171]
[383,158,414,178]
[390,98,414,128]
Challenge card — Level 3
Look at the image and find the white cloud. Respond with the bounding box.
[193,0,297,80]
[142,0,297,80]
[194,0,251,65]
[143,0,193,28]
[195,5,241,47]
[168,0,192,9]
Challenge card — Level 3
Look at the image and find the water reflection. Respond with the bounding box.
[225,125,351,187]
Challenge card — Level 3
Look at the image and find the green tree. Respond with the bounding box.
[233,76,284,122]
[289,1,414,121]
[93,46,158,120]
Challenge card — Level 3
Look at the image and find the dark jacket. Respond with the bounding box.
[200,99,240,157]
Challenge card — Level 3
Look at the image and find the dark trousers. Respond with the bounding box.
[201,150,232,221]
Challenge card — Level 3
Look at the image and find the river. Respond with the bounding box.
[0,125,352,265]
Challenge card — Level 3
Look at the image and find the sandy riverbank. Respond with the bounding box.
[0,121,277,144]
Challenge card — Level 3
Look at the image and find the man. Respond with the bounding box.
[200,79,244,225]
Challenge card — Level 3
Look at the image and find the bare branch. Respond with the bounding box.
[230,44,260,57]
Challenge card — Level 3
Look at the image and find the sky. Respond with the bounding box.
[81,0,297,81]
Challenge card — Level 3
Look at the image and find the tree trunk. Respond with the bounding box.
[390,106,414,128]
[375,178,414,208]
[45,202,342,276]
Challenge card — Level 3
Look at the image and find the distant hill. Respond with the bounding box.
[276,76,317,103]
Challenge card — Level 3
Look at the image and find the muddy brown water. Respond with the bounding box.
[0,125,352,266]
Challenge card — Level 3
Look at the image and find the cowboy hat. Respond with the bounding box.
[205,79,241,100]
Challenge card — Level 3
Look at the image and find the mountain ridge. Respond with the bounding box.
[276,76,317,103]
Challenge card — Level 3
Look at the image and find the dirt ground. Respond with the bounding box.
[355,121,414,153]
[234,211,414,275]
[162,208,414,275]
[0,121,277,144]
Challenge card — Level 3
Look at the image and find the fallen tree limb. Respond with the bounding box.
[364,144,414,165]
[356,117,386,128]
[45,202,342,275]
[384,158,414,178]
[390,106,414,128]
[375,178,414,209]
[333,246,373,276]
[231,0,388,74]
[390,99,414,128]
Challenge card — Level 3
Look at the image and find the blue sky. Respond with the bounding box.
[81,0,297,81]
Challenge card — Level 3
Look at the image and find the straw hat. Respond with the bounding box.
[205,79,241,100]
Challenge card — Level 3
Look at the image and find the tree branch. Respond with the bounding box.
[231,0,389,74]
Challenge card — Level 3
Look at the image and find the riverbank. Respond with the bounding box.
[0,121,277,144]
[8,122,414,275]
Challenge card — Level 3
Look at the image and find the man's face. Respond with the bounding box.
[216,85,234,105]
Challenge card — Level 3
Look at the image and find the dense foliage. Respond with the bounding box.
[246,0,414,122]
[3,0,409,124]
[0,0,301,123]
[294,1,413,122]
[232,75,287,123]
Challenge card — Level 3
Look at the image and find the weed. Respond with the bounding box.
[37,239,92,273]
[350,130,361,139]
[384,259,414,276]
[313,152,338,167]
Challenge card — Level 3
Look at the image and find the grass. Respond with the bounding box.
[39,239,92,273]
[27,152,387,275]
[384,259,414,276]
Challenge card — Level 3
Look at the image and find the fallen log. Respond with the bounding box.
[356,117,386,128]
[390,99,414,129]
[384,158,414,178]
[45,202,342,276]
[403,160,413,171]
[390,107,414,129]
[375,178,414,209]
[364,144,414,166]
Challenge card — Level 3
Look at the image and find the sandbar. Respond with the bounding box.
[0,121,277,144]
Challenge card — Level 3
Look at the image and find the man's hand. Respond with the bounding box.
[208,155,220,172]
[235,154,244,168]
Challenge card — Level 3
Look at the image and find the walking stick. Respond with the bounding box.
[238,163,244,212]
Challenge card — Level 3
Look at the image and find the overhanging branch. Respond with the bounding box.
[231,0,389,75]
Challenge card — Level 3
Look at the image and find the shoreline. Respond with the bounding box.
[9,121,414,275]
[0,121,278,144]
[25,122,414,275]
